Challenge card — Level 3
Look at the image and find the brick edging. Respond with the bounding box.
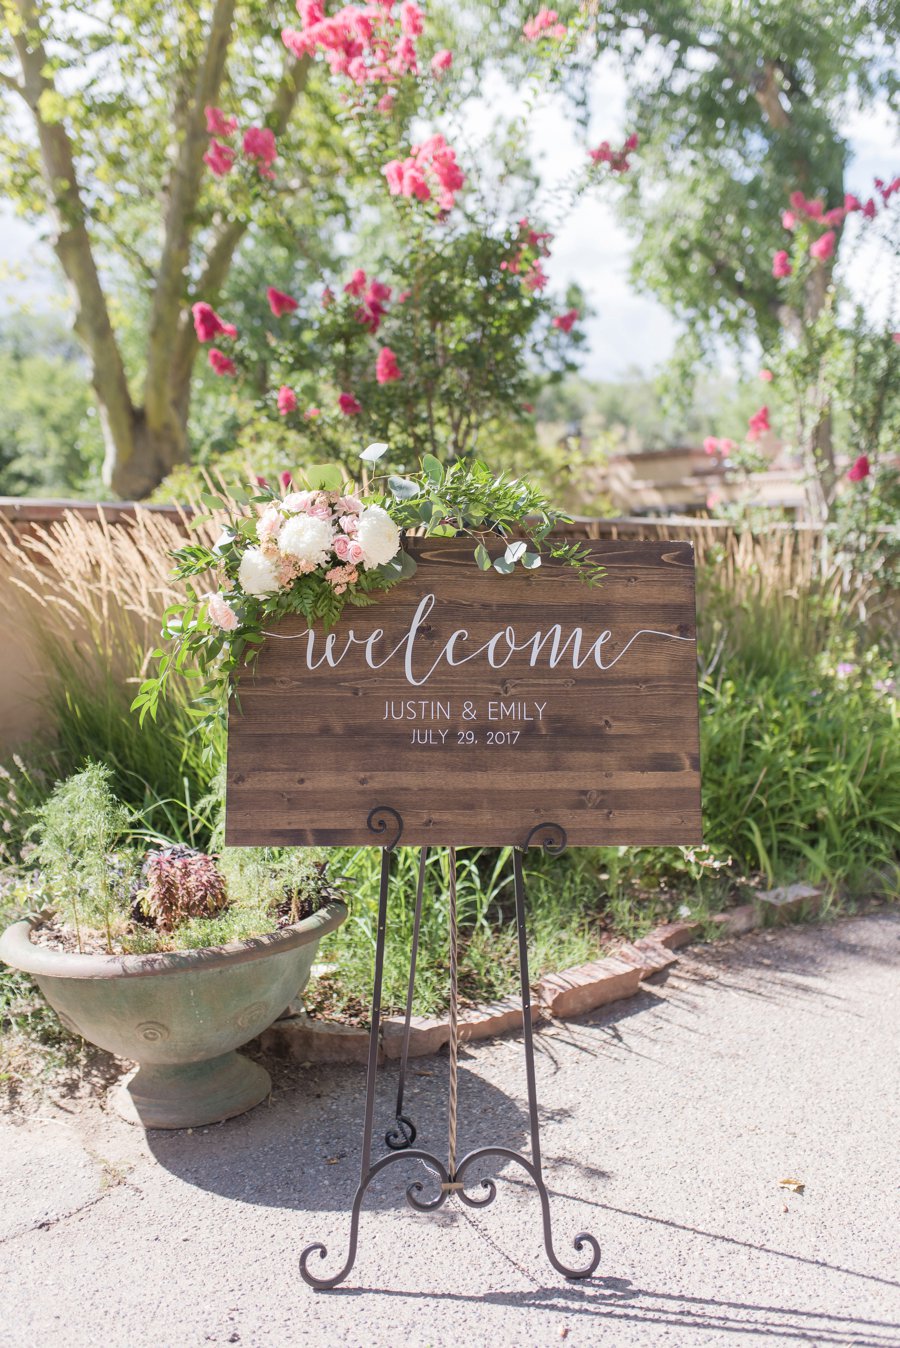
[259,885,823,1065]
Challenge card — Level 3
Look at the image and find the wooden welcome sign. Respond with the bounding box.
[225,538,702,847]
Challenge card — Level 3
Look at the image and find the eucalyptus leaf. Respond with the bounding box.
[360,441,390,463]
[388,475,419,500]
[422,453,444,485]
[493,556,515,574]
[522,551,542,570]
[474,543,492,571]
[505,540,527,564]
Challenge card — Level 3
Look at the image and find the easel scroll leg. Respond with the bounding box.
[512,825,601,1280]
[385,845,428,1151]
[299,806,403,1289]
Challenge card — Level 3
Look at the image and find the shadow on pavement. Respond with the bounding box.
[144,1058,530,1212]
[334,1276,900,1348]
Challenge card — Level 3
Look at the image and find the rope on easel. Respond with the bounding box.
[447,845,458,1179]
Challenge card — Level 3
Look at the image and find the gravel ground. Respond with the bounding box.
[0,910,898,1348]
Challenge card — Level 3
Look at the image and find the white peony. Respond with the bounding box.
[356,505,401,569]
[238,547,280,597]
[278,513,334,568]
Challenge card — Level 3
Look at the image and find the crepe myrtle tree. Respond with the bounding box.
[186,0,608,471]
[198,218,588,470]
[504,0,899,349]
[0,0,325,497]
[499,0,899,497]
[707,179,900,523]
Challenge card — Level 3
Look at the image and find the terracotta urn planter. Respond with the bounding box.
[0,899,347,1129]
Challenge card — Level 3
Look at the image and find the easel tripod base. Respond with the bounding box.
[299,811,601,1290]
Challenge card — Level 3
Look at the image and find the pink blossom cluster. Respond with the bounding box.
[746,406,770,441]
[203,107,278,179]
[847,455,870,483]
[501,217,553,292]
[192,302,239,377]
[774,179,899,274]
[552,308,579,333]
[268,287,299,316]
[344,269,392,331]
[383,134,465,211]
[282,0,451,89]
[274,388,322,417]
[522,8,566,40]
[376,346,402,382]
[589,133,638,174]
[702,436,736,457]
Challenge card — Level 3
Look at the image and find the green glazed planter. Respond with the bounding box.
[0,900,347,1129]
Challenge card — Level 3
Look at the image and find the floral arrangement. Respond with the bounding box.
[132,444,604,736]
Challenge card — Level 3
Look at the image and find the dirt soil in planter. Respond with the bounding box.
[28,890,337,958]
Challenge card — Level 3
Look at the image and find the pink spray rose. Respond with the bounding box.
[847,455,870,482]
[431,49,453,74]
[339,392,362,415]
[207,592,239,631]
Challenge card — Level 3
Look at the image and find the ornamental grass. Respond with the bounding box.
[0,509,897,1020]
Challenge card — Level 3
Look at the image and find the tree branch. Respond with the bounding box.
[752,60,792,132]
[0,68,26,96]
[143,0,237,432]
[9,0,135,466]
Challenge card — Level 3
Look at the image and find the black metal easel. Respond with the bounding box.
[299,806,601,1290]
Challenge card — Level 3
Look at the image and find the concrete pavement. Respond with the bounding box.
[1,910,898,1347]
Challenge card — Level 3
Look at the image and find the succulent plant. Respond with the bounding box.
[137,845,227,933]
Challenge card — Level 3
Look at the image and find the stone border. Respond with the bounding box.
[259,886,823,1065]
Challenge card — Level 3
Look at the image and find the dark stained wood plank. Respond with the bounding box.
[225,539,703,846]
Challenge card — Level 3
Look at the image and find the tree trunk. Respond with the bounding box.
[101,405,189,501]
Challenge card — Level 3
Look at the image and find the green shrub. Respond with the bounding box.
[30,763,134,952]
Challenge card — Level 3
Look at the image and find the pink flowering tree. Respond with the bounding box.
[186,0,615,472]
[705,180,900,550]
[0,1,351,497]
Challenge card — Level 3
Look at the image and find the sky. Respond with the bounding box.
[1,61,898,381]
